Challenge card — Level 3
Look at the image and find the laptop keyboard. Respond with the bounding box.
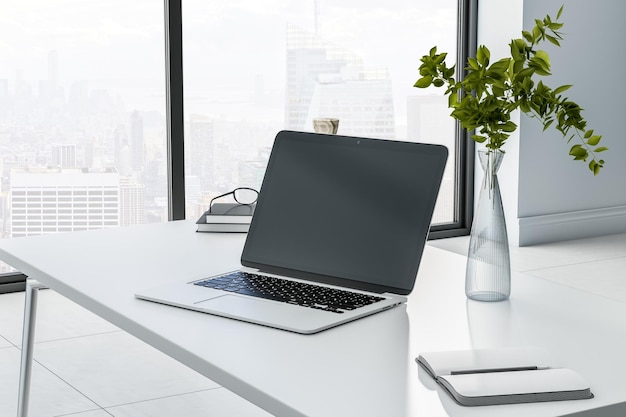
[194,271,385,314]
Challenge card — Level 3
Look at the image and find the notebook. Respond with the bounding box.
[135,130,448,334]
[417,348,593,406]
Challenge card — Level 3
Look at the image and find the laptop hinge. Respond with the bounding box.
[242,264,408,295]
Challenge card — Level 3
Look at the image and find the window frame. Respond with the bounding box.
[165,0,478,236]
[0,0,477,293]
[428,0,477,239]
[165,0,186,220]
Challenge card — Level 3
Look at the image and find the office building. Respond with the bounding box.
[238,147,271,191]
[51,144,78,168]
[185,175,202,219]
[308,68,395,138]
[9,167,120,237]
[119,176,146,227]
[285,24,395,138]
[130,110,144,173]
[187,114,215,191]
[38,50,62,105]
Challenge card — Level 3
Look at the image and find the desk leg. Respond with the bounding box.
[17,280,46,417]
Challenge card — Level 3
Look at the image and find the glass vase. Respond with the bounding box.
[465,149,511,301]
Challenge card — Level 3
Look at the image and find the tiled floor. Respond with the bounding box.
[0,291,273,417]
[1,232,625,417]
[429,232,626,304]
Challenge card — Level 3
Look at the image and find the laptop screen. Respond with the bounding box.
[241,130,448,295]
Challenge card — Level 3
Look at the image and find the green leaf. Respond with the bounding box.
[471,134,487,143]
[587,135,601,146]
[476,45,490,66]
[549,22,564,31]
[522,31,534,43]
[414,76,433,88]
[433,79,445,87]
[448,91,458,107]
[419,66,431,76]
[556,5,564,20]
[488,58,510,73]
[519,101,531,113]
[433,53,447,65]
[554,84,572,94]
[533,68,552,76]
[534,50,551,67]
[594,146,609,153]
[543,119,554,131]
[584,129,593,139]
[569,145,586,157]
[501,121,518,132]
[510,42,522,61]
[467,58,479,71]
[546,34,561,47]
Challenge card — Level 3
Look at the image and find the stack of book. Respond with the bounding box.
[196,203,255,233]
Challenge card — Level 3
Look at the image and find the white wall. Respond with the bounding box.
[478,0,626,246]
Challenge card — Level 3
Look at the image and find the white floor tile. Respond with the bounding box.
[32,331,220,408]
[104,388,273,417]
[524,257,626,303]
[513,233,626,272]
[0,347,100,417]
[0,290,120,346]
[0,336,11,349]
[55,411,111,417]
[429,233,626,273]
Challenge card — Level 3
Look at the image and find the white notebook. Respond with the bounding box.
[417,348,593,406]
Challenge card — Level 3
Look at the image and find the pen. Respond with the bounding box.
[451,366,550,375]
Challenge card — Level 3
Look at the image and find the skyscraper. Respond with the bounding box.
[48,50,59,87]
[120,176,145,227]
[39,50,62,103]
[130,110,144,173]
[9,167,120,237]
[188,114,215,191]
[52,144,78,168]
[285,24,395,138]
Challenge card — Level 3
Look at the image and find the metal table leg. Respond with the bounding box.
[17,280,46,417]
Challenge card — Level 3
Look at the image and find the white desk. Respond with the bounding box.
[1,220,625,417]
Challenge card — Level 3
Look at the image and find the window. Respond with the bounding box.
[0,0,475,278]
[0,0,167,273]
[179,0,475,237]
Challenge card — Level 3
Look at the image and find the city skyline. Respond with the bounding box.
[1,0,458,266]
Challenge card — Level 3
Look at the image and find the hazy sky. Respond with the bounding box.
[1,0,456,117]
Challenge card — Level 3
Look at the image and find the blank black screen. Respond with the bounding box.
[241,131,448,295]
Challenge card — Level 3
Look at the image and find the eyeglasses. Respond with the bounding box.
[209,187,259,213]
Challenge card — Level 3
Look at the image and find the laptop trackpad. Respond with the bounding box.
[194,295,328,332]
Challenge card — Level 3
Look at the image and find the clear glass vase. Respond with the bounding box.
[465,149,511,301]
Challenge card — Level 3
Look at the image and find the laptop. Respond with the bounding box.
[136,130,448,334]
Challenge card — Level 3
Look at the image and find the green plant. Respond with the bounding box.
[415,5,606,175]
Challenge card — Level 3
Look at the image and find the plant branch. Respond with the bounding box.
[414,5,606,175]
